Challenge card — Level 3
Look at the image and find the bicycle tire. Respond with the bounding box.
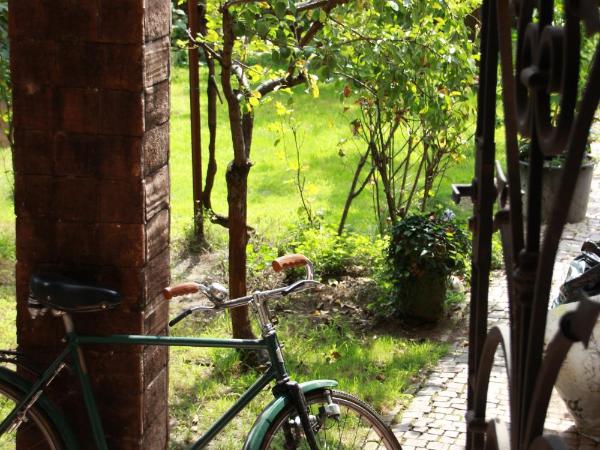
[0,380,65,450]
[259,389,402,449]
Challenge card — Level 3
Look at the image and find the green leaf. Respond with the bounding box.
[319,9,327,23]
[386,1,399,12]
[274,0,288,19]
[256,20,269,38]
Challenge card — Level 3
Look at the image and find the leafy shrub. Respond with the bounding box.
[0,2,12,149]
[246,224,387,282]
[290,226,387,281]
[247,240,280,277]
[171,2,189,66]
[490,233,504,270]
[374,211,471,317]
[388,212,470,279]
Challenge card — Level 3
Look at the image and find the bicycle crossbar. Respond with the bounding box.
[76,335,268,350]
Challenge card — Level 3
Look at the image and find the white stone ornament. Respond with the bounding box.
[545,301,600,442]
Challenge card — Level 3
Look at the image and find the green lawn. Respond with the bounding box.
[169,311,446,449]
[170,67,378,243]
[170,66,476,243]
[0,66,466,446]
[0,149,13,262]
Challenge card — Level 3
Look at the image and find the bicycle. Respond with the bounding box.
[0,254,402,449]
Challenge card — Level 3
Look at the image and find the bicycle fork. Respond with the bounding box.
[274,380,320,450]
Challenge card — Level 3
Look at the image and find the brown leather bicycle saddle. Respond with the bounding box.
[29,274,122,313]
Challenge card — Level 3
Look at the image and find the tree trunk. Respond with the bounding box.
[203,63,218,210]
[338,149,371,235]
[187,0,204,244]
[200,2,218,210]
[226,160,254,338]
[220,7,257,342]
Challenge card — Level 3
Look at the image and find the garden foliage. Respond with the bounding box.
[376,211,471,316]
[247,223,387,282]
[318,0,480,232]
[0,1,11,150]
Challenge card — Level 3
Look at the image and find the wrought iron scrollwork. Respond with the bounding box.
[460,0,600,448]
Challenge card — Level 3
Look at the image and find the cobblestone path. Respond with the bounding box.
[392,135,600,450]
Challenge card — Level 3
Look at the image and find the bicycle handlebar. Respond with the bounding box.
[164,254,319,327]
[164,254,314,300]
[163,282,200,300]
[272,254,310,272]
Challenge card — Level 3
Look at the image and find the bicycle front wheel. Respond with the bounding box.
[0,380,64,450]
[260,389,401,449]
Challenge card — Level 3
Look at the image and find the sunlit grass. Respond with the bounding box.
[0,68,457,449]
[170,67,375,244]
[0,148,14,262]
[169,66,476,244]
[0,147,15,351]
[168,309,446,449]
[0,286,16,350]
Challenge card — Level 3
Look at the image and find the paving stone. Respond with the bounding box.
[404,430,423,438]
[439,435,456,444]
[394,132,600,450]
[426,442,449,450]
[421,432,440,442]
[443,430,459,438]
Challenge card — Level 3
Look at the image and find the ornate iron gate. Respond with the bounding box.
[453,0,600,448]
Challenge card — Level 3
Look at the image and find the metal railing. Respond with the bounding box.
[453,0,600,448]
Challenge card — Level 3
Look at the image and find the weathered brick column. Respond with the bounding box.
[9,0,171,448]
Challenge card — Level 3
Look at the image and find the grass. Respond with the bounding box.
[0,66,459,446]
[168,310,446,449]
[0,149,13,263]
[0,286,16,350]
[0,148,15,351]
[170,67,374,243]
[169,66,477,243]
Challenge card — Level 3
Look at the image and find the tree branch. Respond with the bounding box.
[298,0,350,47]
[220,8,247,163]
[232,63,250,90]
[296,0,330,11]
[257,72,307,96]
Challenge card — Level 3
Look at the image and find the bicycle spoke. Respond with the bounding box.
[260,390,400,450]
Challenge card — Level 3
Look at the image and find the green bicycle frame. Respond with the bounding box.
[1,330,289,450]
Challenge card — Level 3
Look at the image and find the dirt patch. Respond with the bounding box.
[170,250,469,344]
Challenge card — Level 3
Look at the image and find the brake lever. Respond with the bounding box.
[169,304,217,327]
[169,308,194,327]
[282,280,322,296]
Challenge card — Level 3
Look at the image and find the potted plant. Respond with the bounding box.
[382,211,470,322]
[519,140,595,223]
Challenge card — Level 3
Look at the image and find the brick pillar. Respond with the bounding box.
[8,0,171,448]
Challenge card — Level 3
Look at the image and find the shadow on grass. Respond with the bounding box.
[167,311,447,449]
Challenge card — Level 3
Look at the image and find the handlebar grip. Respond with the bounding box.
[163,283,200,300]
[272,254,310,273]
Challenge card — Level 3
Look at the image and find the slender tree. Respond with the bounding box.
[322,0,479,233]
[196,0,348,338]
